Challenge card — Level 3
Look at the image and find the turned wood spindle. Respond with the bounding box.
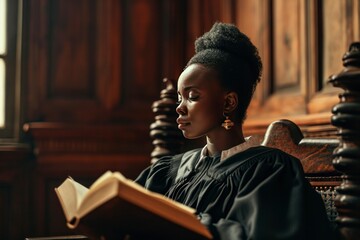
[149,78,184,163]
[329,42,360,240]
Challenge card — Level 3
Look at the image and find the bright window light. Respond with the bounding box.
[0,0,6,54]
[0,59,4,127]
[0,0,5,128]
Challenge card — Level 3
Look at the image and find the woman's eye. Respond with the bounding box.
[188,95,199,101]
[188,91,199,101]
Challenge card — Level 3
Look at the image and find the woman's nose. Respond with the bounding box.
[176,101,186,115]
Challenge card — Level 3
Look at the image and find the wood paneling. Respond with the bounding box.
[48,0,96,98]
[24,123,151,236]
[26,0,170,124]
[123,0,161,102]
[161,1,187,81]
[0,146,31,240]
[273,0,302,89]
[23,0,190,238]
[242,0,360,135]
[307,0,360,115]
[185,0,228,61]
[0,0,355,239]
[235,0,272,113]
[322,0,347,85]
[24,0,359,132]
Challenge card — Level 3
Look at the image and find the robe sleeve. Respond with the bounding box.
[199,150,339,240]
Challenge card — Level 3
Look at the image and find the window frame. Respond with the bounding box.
[0,0,22,141]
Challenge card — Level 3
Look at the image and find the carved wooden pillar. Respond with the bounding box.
[150,78,184,163]
[329,42,360,240]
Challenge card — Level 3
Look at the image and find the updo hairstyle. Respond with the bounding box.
[187,22,262,123]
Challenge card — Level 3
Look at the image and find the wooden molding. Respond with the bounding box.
[244,112,336,138]
[23,122,153,155]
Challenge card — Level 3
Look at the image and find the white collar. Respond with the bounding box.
[199,136,258,162]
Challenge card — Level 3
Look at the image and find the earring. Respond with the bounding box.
[222,114,234,130]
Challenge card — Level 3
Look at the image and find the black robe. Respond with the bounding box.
[135,146,338,240]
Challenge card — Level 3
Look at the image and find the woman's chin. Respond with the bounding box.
[182,131,202,140]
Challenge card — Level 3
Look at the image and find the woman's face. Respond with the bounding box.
[176,64,226,139]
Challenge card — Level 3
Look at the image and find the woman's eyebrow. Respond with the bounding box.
[179,85,197,93]
[177,85,200,96]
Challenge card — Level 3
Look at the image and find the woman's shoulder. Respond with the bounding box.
[235,145,300,162]
[135,149,201,192]
[213,146,303,178]
[151,148,202,173]
[155,148,202,166]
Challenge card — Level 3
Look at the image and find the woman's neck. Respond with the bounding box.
[206,127,245,157]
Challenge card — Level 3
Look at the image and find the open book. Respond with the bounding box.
[55,171,212,240]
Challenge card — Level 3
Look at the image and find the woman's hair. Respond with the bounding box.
[187,22,262,123]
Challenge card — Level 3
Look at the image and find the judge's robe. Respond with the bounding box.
[135,146,339,240]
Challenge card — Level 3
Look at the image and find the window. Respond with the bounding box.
[0,0,22,140]
[0,0,6,127]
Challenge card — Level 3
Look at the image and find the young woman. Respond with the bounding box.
[135,22,337,240]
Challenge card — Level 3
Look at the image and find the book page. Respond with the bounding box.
[89,171,114,191]
[55,178,88,222]
[76,175,121,219]
[88,171,127,193]
[71,179,89,208]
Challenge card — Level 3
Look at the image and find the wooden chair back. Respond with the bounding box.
[261,119,340,223]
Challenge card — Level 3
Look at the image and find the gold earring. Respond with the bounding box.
[222,114,234,130]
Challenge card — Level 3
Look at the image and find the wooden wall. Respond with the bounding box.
[240,0,360,137]
[0,0,358,239]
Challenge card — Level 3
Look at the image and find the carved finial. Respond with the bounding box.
[330,42,360,240]
[149,78,184,163]
[161,78,177,99]
[343,42,360,67]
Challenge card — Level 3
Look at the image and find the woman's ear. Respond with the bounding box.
[223,92,238,113]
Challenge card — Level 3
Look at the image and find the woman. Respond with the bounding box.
[135,22,337,240]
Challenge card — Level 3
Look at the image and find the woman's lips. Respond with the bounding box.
[178,122,190,130]
[177,118,190,130]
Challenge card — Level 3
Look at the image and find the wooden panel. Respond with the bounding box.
[23,122,151,236]
[235,0,271,112]
[221,0,236,23]
[23,122,153,156]
[235,0,262,48]
[307,0,360,115]
[322,0,347,86]
[321,0,360,77]
[273,0,301,89]
[95,0,122,110]
[0,146,31,240]
[161,1,187,81]
[352,0,360,40]
[48,0,96,98]
[122,0,162,102]
[31,154,149,236]
[185,0,224,61]
[244,112,337,139]
[26,0,166,124]
[27,0,117,123]
[235,0,310,119]
[0,184,11,239]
